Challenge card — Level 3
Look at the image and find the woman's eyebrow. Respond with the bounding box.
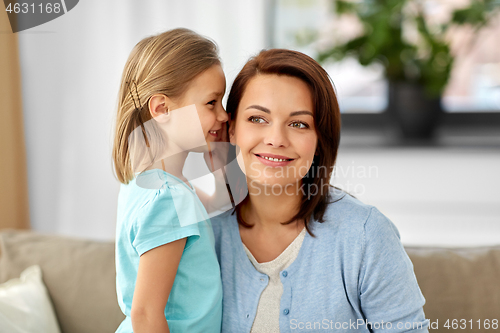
[246,105,270,113]
[290,110,313,117]
[246,105,313,117]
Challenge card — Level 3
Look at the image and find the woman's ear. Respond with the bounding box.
[228,118,236,145]
[148,94,171,120]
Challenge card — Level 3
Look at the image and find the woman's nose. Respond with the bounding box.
[264,125,289,148]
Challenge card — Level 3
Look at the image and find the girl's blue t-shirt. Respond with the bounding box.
[115,169,222,333]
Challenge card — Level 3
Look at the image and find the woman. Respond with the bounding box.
[211,49,429,333]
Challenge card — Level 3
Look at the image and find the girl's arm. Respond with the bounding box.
[131,238,186,333]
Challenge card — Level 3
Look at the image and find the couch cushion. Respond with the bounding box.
[406,246,500,332]
[0,265,61,333]
[0,230,124,333]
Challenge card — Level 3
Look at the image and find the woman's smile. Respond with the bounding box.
[254,153,295,167]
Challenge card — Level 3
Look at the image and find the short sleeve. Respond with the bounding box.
[359,208,429,332]
[132,187,200,256]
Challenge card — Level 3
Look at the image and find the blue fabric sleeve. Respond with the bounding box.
[132,188,200,256]
[359,208,430,332]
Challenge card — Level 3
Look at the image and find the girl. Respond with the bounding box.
[211,49,429,332]
[112,28,229,333]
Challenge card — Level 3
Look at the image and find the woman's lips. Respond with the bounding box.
[254,153,295,167]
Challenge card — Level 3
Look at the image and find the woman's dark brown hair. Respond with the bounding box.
[226,49,341,235]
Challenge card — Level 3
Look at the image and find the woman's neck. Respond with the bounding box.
[239,181,305,263]
[243,181,303,230]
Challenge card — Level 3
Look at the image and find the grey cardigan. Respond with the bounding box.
[211,189,429,333]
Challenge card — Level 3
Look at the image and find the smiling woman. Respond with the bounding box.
[211,49,430,333]
[226,49,341,235]
[230,74,317,189]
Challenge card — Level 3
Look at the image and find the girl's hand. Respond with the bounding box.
[198,121,233,212]
[204,121,229,173]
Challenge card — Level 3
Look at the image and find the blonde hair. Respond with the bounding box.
[113,28,220,184]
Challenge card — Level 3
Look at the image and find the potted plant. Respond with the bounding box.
[316,0,500,138]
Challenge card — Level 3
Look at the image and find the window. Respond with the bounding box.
[272,0,500,114]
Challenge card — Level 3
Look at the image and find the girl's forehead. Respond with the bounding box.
[183,65,226,97]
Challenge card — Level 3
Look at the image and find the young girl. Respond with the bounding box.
[112,28,229,333]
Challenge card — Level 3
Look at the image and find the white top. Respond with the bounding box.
[243,228,306,333]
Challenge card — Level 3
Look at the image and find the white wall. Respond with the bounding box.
[333,145,500,247]
[19,0,267,240]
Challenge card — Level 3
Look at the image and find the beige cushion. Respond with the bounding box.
[0,265,61,333]
[407,246,500,331]
[0,230,124,333]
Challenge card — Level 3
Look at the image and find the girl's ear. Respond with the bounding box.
[149,94,171,120]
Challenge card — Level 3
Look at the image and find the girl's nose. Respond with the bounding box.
[217,105,229,122]
[264,125,289,148]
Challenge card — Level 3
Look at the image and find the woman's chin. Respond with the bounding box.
[247,177,302,195]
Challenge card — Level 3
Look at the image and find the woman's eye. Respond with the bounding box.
[207,100,216,106]
[248,116,266,124]
[290,121,309,129]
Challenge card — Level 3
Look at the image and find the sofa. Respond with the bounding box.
[1,230,499,333]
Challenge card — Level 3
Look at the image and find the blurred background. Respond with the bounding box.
[1,0,499,246]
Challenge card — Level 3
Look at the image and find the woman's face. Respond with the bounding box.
[229,74,318,189]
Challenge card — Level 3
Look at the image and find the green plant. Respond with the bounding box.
[317,0,500,96]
